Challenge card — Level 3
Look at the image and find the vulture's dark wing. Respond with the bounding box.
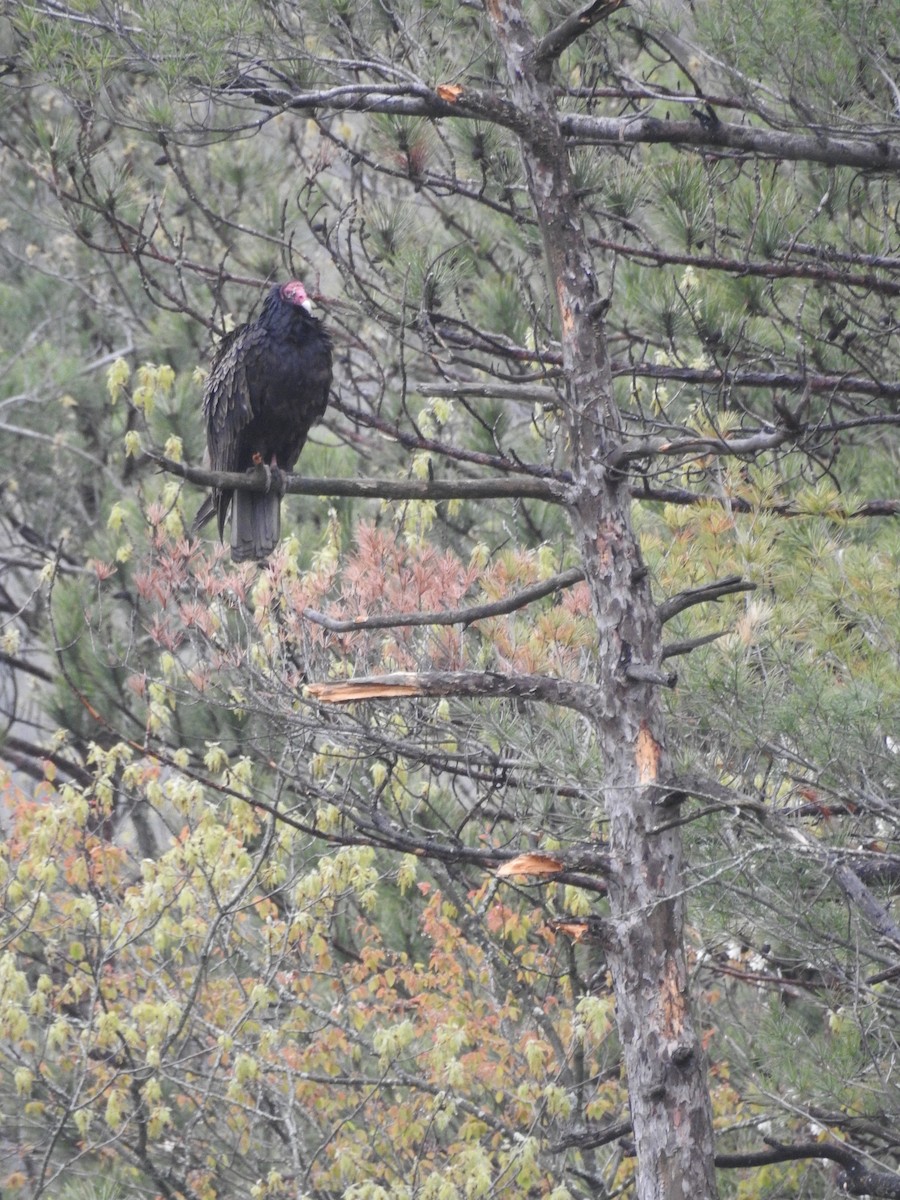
[202,320,269,540]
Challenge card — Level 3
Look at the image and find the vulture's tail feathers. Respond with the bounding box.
[231,490,281,563]
[191,492,217,538]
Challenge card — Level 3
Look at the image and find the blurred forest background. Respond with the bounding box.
[0,0,898,1198]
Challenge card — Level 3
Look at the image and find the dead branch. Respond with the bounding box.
[301,567,585,632]
[658,577,756,623]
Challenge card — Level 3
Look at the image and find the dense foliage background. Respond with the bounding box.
[0,1,898,1198]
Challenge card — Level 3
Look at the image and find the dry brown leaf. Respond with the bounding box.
[496,852,564,879]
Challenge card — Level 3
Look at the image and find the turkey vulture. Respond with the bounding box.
[193,280,332,562]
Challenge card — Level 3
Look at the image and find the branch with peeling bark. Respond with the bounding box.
[306,659,681,711]
[306,669,601,715]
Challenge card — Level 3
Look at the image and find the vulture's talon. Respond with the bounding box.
[249,455,273,493]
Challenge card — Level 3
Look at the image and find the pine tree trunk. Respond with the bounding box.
[486,2,720,1195]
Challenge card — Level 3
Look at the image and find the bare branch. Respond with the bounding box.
[332,396,562,480]
[551,1119,633,1153]
[623,663,678,688]
[680,773,900,951]
[533,0,627,78]
[830,860,900,950]
[658,577,756,623]
[427,319,900,405]
[624,362,900,404]
[716,1141,900,1199]
[560,1127,900,1196]
[609,427,796,470]
[559,112,900,172]
[150,452,898,522]
[590,235,900,299]
[411,381,560,406]
[661,631,727,659]
[302,567,585,632]
[147,453,568,504]
[230,79,900,173]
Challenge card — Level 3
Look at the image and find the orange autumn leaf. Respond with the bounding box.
[496,852,564,879]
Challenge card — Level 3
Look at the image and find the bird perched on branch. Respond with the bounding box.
[193,280,332,562]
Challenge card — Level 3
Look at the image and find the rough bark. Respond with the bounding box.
[484,2,719,1197]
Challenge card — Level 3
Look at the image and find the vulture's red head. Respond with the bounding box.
[280,280,312,312]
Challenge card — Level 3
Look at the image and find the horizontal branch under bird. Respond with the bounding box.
[148,453,568,504]
[151,453,899,522]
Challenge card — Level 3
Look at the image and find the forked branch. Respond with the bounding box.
[533,0,626,78]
